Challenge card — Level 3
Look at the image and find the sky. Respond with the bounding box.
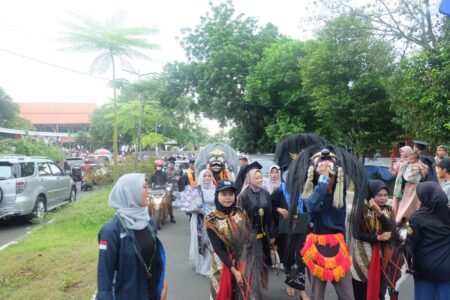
[0,0,317,133]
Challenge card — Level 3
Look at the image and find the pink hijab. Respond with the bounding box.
[237,169,262,199]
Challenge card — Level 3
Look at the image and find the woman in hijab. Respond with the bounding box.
[390,146,413,176]
[238,168,274,292]
[265,165,281,195]
[351,180,397,300]
[205,180,254,299]
[393,152,428,223]
[96,173,167,300]
[187,169,216,277]
[406,181,450,300]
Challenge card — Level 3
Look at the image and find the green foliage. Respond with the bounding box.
[0,137,65,162]
[245,38,311,144]
[301,14,400,157]
[389,44,450,144]
[86,157,155,186]
[0,87,18,127]
[60,10,160,172]
[179,1,280,152]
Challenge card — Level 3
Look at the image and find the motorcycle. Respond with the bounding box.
[149,186,169,230]
[80,171,93,191]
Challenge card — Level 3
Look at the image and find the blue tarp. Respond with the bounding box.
[440,0,450,17]
[364,165,396,181]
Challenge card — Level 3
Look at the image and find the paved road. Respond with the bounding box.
[158,209,414,299]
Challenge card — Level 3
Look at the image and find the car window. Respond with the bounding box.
[85,156,110,164]
[49,163,63,176]
[38,163,52,176]
[65,158,83,166]
[0,163,13,180]
[20,162,35,177]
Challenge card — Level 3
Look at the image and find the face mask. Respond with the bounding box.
[156,167,162,171]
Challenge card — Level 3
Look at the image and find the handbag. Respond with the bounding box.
[278,213,309,234]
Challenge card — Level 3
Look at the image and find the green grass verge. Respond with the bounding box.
[0,188,114,300]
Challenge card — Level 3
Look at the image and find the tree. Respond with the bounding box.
[306,0,446,56]
[179,1,280,152]
[0,87,35,130]
[301,14,400,158]
[0,87,18,128]
[59,10,159,178]
[245,38,313,144]
[389,43,450,144]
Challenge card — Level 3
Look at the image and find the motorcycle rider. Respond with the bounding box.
[179,157,197,192]
[149,159,176,223]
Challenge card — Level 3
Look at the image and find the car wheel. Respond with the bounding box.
[69,187,77,202]
[32,197,46,220]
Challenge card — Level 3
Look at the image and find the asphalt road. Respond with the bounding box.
[158,209,415,300]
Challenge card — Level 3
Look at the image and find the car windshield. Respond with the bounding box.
[251,159,275,177]
[85,156,110,164]
[65,158,83,166]
[0,163,13,180]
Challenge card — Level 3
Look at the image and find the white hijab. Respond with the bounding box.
[198,169,215,204]
[109,173,150,230]
[265,164,281,194]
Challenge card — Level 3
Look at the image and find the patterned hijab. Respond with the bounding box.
[109,173,150,230]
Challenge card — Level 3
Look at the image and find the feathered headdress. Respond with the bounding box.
[286,144,367,239]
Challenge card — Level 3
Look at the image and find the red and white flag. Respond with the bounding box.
[99,240,108,250]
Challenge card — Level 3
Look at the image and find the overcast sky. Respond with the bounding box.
[0,0,319,132]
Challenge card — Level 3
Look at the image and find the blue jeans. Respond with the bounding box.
[414,277,450,300]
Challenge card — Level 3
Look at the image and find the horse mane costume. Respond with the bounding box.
[194,143,239,185]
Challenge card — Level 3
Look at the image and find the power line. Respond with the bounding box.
[0,48,110,81]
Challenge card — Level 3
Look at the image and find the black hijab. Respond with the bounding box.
[368,179,389,200]
[214,188,237,215]
[414,181,450,228]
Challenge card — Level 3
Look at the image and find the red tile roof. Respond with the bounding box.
[19,103,97,125]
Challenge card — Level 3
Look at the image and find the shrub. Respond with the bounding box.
[0,137,65,162]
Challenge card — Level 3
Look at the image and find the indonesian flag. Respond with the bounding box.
[99,240,108,250]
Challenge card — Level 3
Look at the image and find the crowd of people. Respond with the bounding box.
[94,137,450,300]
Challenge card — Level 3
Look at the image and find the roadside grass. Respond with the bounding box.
[0,188,114,300]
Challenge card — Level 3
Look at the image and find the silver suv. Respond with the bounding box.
[0,155,77,220]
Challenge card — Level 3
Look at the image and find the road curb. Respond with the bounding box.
[0,241,17,252]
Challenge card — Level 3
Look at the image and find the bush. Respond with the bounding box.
[0,137,65,162]
[86,156,156,186]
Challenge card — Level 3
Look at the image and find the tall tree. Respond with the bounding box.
[389,42,450,144]
[245,38,313,144]
[301,14,400,158]
[179,1,280,152]
[0,87,19,128]
[59,10,159,177]
[307,0,446,56]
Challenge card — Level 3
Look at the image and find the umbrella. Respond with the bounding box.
[94,149,111,155]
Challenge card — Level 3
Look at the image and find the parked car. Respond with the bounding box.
[83,154,114,176]
[64,157,84,182]
[0,155,77,220]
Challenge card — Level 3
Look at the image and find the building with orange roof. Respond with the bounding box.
[18,102,97,133]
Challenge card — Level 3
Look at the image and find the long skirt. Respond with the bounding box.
[189,212,211,277]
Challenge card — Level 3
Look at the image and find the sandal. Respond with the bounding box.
[286,286,295,297]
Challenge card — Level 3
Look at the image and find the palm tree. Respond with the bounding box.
[59,10,159,178]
